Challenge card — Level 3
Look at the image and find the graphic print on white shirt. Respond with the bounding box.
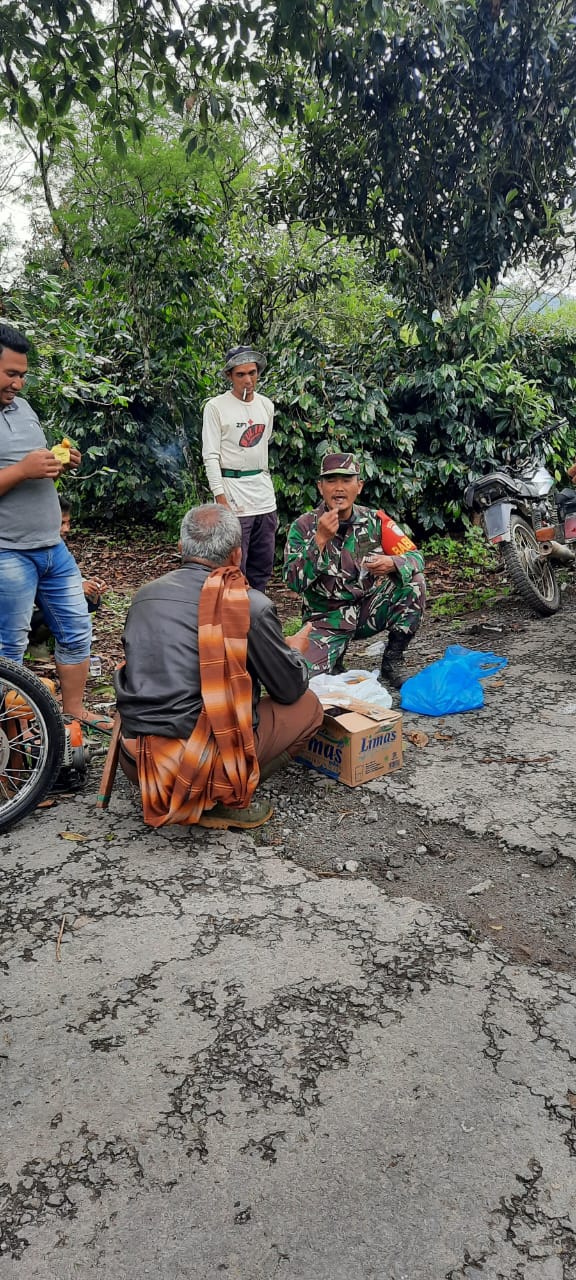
[202,389,276,517]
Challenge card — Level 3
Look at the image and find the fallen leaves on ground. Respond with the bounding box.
[406,731,430,748]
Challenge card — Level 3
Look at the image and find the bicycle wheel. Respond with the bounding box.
[0,659,65,833]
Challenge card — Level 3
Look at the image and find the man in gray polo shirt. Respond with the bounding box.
[0,323,97,724]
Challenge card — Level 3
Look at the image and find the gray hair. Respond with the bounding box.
[180,504,242,565]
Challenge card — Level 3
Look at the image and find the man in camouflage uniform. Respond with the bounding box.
[283,453,426,688]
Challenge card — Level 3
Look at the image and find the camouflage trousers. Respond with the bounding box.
[303,573,426,674]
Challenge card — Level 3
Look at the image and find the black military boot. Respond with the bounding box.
[379,631,411,690]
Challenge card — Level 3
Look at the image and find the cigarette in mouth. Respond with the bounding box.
[242,387,247,401]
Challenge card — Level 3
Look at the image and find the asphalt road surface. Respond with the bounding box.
[1,592,576,1279]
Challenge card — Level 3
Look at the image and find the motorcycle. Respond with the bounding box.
[0,658,94,833]
[464,425,576,616]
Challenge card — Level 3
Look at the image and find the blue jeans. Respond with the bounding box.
[0,542,92,665]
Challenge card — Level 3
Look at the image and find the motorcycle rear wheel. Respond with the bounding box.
[0,658,65,834]
[501,515,561,616]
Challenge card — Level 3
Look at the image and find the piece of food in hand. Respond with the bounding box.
[51,438,71,464]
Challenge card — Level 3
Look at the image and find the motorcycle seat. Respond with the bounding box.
[557,488,576,518]
[465,471,533,506]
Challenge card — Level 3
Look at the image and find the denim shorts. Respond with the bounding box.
[0,541,92,664]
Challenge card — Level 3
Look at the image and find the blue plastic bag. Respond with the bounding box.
[400,645,508,716]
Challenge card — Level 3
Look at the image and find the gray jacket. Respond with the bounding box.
[114,561,309,739]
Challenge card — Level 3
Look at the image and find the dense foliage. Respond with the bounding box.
[7,122,392,521]
[4,1,576,311]
[12,186,231,513]
[12,267,576,537]
[264,0,576,311]
[4,4,576,538]
[267,304,576,534]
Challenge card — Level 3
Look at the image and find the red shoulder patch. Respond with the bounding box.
[377,509,417,555]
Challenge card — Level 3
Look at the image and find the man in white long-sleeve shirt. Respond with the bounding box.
[202,345,277,591]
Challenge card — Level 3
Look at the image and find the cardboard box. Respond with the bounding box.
[296,697,403,787]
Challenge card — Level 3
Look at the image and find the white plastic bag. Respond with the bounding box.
[309,668,393,709]
[363,639,386,658]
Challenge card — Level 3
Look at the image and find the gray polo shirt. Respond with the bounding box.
[0,396,61,550]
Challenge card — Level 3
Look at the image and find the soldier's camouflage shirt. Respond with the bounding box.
[283,503,424,618]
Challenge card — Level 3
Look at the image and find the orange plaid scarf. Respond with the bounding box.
[136,564,259,827]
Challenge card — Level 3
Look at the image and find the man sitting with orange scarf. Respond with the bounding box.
[114,504,322,829]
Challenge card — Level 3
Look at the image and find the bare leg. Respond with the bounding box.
[55,658,90,718]
[56,660,113,728]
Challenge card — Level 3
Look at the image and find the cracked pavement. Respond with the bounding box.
[1,595,576,1277]
[378,600,576,863]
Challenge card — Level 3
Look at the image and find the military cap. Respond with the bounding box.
[319,453,361,477]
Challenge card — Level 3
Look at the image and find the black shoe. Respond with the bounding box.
[379,632,411,690]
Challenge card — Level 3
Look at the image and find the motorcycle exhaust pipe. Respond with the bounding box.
[539,540,576,564]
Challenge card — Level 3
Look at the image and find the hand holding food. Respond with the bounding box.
[83,577,107,605]
[361,553,396,576]
[20,448,63,479]
[51,438,71,464]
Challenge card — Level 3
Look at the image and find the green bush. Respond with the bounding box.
[267,301,575,535]
[423,527,499,577]
[10,193,231,521]
[10,259,576,536]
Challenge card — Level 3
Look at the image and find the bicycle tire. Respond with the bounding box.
[0,659,66,833]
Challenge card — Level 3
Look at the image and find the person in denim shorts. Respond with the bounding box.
[0,323,99,725]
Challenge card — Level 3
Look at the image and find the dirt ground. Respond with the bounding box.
[28,528,576,982]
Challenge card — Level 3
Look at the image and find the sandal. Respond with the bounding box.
[64,714,114,735]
